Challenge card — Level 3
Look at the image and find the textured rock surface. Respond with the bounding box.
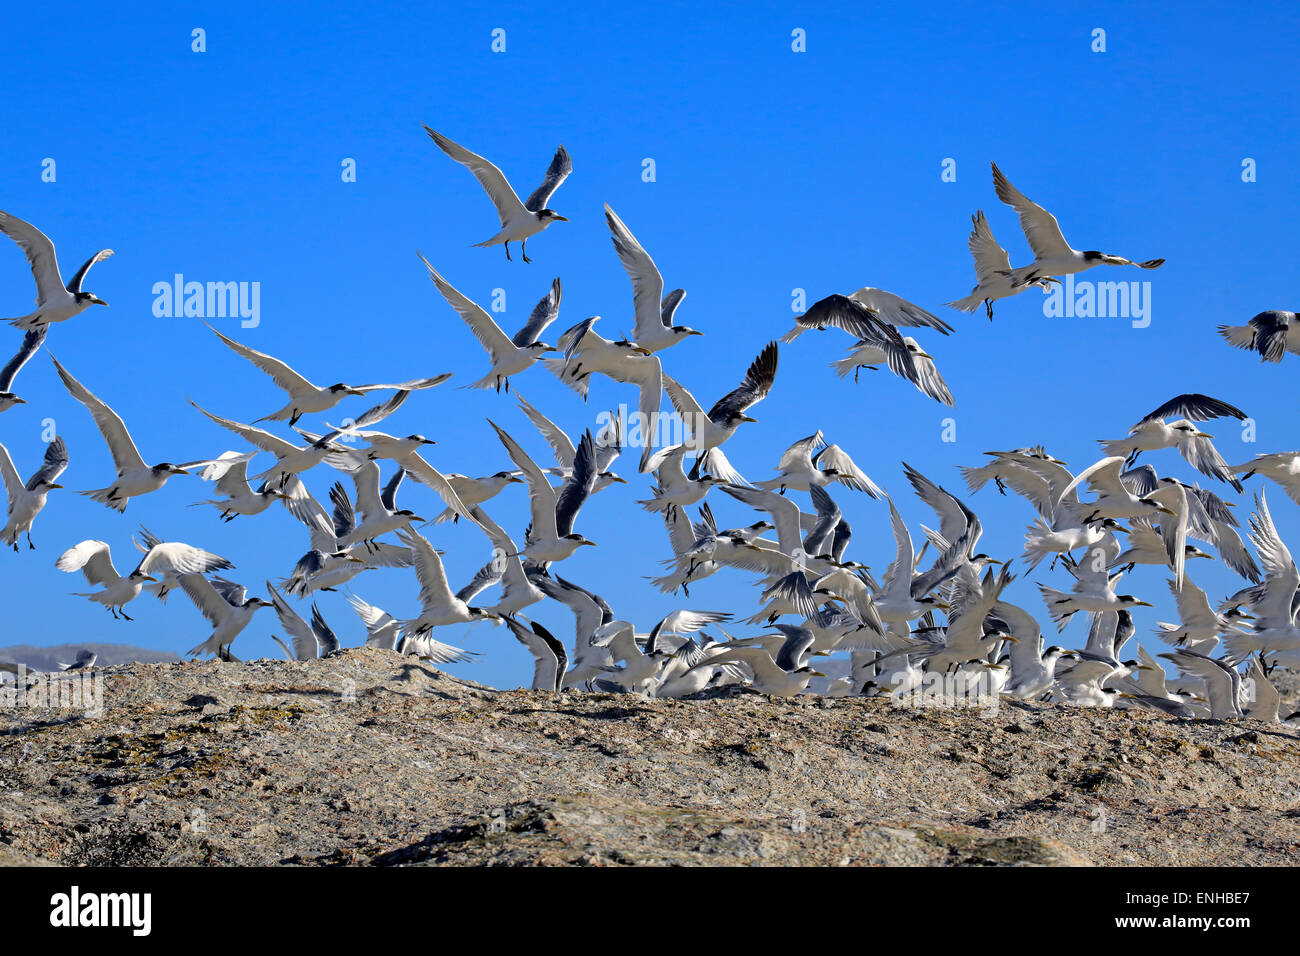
[1,649,1297,866]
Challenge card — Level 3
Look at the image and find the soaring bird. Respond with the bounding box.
[179,575,272,659]
[991,163,1164,282]
[420,255,558,391]
[944,210,1061,319]
[1231,451,1300,505]
[1218,310,1300,363]
[0,436,67,550]
[0,210,113,329]
[53,356,204,511]
[782,288,951,345]
[424,126,570,263]
[204,321,449,425]
[489,420,598,563]
[661,341,778,484]
[346,593,476,662]
[396,526,501,635]
[754,431,882,497]
[604,204,702,352]
[57,538,232,620]
[1098,394,1247,490]
[0,327,46,412]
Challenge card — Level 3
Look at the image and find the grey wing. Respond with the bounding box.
[65,249,115,293]
[661,289,687,328]
[0,210,67,303]
[28,436,69,488]
[0,327,46,392]
[848,287,953,335]
[990,163,1072,260]
[310,605,340,655]
[1137,393,1248,425]
[456,560,503,603]
[707,341,778,423]
[379,467,406,512]
[523,145,573,212]
[513,277,562,347]
[554,431,598,536]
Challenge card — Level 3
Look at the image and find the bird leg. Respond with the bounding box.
[504,242,512,262]
[985,299,994,321]
[521,240,531,264]
[290,411,302,427]
[121,610,134,622]
[26,531,35,550]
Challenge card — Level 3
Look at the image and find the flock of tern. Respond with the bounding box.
[1,129,1298,725]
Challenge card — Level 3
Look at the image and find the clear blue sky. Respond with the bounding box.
[1,2,1295,689]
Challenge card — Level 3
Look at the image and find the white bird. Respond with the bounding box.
[346,593,476,663]
[604,204,702,352]
[52,356,205,511]
[189,400,344,488]
[546,315,664,471]
[754,431,883,498]
[944,210,1060,319]
[637,444,725,512]
[327,457,424,549]
[56,649,97,672]
[57,538,232,620]
[428,470,524,524]
[783,287,951,344]
[679,644,824,698]
[514,392,625,492]
[1218,311,1300,364]
[829,335,955,407]
[991,162,1164,282]
[489,420,598,563]
[190,451,289,521]
[1231,451,1300,506]
[660,341,778,484]
[1038,533,1152,633]
[180,575,273,659]
[0,210,113,329]
[266,584,340,660]
[0,327,45,412]
[1221,493,1300,665]
[454,505,545,618]
[1098,394,1246,490]
[0,436,67,550]
[396,526,500,636]
[1159,649,1244,719]
[1154,575,1250,655]
[204,321,449,425]
[424,126,570,263]
[420,255,559,391]
[503,616,568,692]
[994,599,1066,699]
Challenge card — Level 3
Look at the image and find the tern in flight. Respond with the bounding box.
[0,327,46,412]
[57,537,232,620]
[420,255,559,391]
[52,356,212,511]
[991,163,1165,282]
[204,321,450,425]
[1218,310,1300,363]
[944,210,1060,319]
[489,420,599,564]
[180,575,273,659]
[604,204,702,352]
[0,210,113,329]
[424,126,570,263]
[661,341,778,485]
[1098,393,1247,490]
[0,436,67,550]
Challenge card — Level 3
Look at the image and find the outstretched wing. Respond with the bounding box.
[523,145,573,212]
[991,163,1073,260]
[51,355,147,474]
[424,126,528,226]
